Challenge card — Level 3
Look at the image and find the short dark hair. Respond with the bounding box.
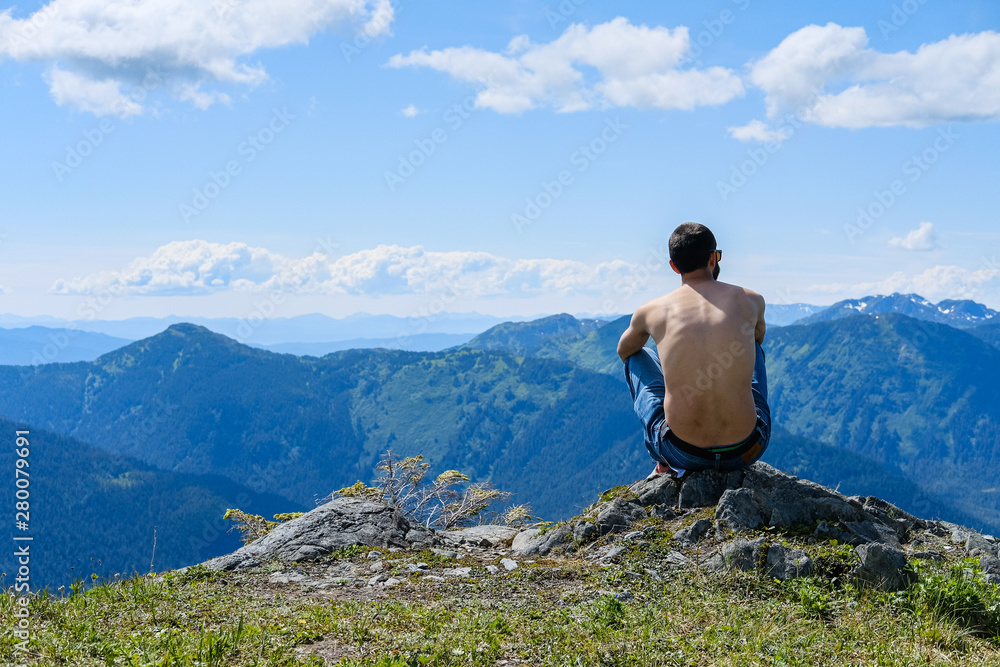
[669,222,717,274]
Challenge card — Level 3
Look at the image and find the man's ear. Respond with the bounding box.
[669,260,682,275]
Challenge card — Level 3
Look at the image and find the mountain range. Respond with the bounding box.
[799,293,999,327]
[2,292,1000,588]
[0,418,300,589]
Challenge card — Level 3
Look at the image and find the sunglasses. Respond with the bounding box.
[713,250,723,261]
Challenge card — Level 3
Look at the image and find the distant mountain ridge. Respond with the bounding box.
[797,293,999,327]
[4,301,1000,583]
[0,326,132,365]
[0,417,302,589]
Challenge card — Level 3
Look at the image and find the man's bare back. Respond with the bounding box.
[618,270,765,448]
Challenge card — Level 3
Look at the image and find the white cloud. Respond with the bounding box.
[809,264,1000,303]
[50,240,638,298]
[361,0,394,38]
[727,119,791,144]
[888,222,939,251]
[747,23,1000,128]
[387,17,744,113]
[0,0,393,115]
[400,104,419,117]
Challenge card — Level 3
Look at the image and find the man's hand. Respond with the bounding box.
[617,308,650,362]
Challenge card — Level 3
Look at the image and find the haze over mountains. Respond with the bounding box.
[2,292,999,588]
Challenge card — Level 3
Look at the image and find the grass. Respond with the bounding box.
[3,535,1000,666]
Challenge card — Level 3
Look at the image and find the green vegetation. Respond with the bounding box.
[3,537,1000,666]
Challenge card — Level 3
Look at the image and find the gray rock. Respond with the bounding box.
[674,518,713,545]
[715,488,764,536]
[573,521,598,544]
[629,474,681,507]
[705,537,765,573]
[765,544,814,581]
[980,555,1000,575]
[383,577,402,588]
[622,530,646,541]
[369,561,385,573]
[663,551,690,568]
[367,573,389,586]
[650,505,680,521]
[485,565,499,575]
[843,520,901,548]
[592,545,627,562]
[678,470,743,508]
[268,569,310,585]
[500,558,519,571]
[511,529,542,553]
[422,575,445,582]
[986,573,1000,586]
[204,498,411,571]
[429,548,458,559]
[405,527,437,549]
[442,567,472,577]
[911,550,945,562]
[440,525,519,548]
[861,496,927,532]
[852,543,915,591]
[596,498,646,536]
[511,524,573,557]
[967,533,998,556]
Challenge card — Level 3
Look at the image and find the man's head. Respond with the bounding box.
[669,222,719,279]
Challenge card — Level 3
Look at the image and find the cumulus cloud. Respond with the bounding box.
[387,17,744,113]
[0,0,394,115]
[888,222,939,251]
[400,104,419,117]
[746,23,1000,129]
[727,119,791,144]
[49,240,638,298]
[810,264,1000,303]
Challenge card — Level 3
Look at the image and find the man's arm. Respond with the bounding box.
[751,292,766,344]
[617,307,650,362]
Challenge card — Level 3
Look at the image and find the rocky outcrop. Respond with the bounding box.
[204,498,413,571]
[201,462,998,595]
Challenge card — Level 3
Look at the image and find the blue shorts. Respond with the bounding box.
[623,342,771,476]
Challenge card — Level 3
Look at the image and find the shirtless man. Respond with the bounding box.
[617,222,770,479]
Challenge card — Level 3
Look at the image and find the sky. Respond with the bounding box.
[1,0,999,324]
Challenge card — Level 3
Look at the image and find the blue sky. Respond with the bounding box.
[1,0,999,322]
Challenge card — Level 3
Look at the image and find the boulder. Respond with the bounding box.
[629,474,680,507]
[673,518,713,545]
[573,521,598,544]
[204,497,411,571]
[765,544,814,581]
[852,543,915,591]
[440,524,519,548]
[715,488,764,536]
[979,554,1000,575]
[705,537,765,573]
[511,523,573,557]
[678,470,743,508]
[596,498,646,536]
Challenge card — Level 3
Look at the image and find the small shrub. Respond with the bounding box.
[223,509,305,545]
[328,451,514,530]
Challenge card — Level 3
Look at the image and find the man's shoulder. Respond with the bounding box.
[724,282,764,304]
